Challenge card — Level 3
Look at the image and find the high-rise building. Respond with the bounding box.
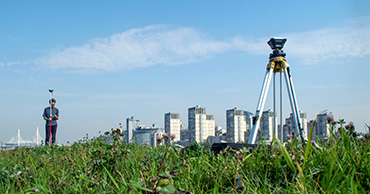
[307,120,315,138]
[126,116,140,143]
[226,107,247,143]
[282,112,308,141]
[307,112,330,141]
[244,111,254,131]
[258,109,275,143]
[188,105,215,143]
[282,123,290,141]
[164,112,181,142]
[244,111,254,142]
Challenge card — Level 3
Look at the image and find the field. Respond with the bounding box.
[1,120,369,193]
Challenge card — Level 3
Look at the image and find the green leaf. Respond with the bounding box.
[158,178,170,187]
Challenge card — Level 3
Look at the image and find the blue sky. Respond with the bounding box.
[1,0,370,144]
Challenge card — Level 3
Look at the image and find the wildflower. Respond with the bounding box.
[156,135,163,144]
[163,133,169,141]
[286,134,291,139]
[327,113,334,123]
[170,134,176,140]
[345,121,354,130]
[324,137,328,140]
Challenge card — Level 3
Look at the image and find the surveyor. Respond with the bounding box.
[42,98,59,145]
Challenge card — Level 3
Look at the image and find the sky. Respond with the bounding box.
[1,0,370,144]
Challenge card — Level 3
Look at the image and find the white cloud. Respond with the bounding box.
[282,26,370,65]
[24,18,370,72]
[35,25,234,72]
[0,61,20,68]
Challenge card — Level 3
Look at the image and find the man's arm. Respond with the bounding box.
[54,108,59,120]
[43,108,51,121]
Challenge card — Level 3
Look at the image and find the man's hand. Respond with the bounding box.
[54,115,59,120]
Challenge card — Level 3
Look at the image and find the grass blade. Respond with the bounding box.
[103,166,120,191]
[303,118,317,169]
[276,138,296,173]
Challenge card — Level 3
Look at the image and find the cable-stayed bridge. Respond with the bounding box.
[1,128,43,150]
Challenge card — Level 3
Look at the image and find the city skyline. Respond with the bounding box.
[2,106,337,147]
[123,107,336,146]
[1,1,370,144]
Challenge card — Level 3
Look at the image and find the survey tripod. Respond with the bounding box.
[248,38,306,144]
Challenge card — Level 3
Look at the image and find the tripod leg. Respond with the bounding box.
[248,68,274,144]
[283,67,306,142]
[273,73,277,140]
[280,72,283,141]
[287,67,306,141]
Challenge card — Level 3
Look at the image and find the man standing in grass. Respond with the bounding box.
[43,98,59,145]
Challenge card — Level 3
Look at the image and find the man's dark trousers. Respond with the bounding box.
[45,125,57,145]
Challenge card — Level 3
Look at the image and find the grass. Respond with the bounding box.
[1,120,370,193]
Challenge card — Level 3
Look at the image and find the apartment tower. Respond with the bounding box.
[188,105,215,143]
[164,112,181,142]
[226,107,247,143]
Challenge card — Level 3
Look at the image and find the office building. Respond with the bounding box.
[135,125,165,147]
[226,107,247,143]
[188,105,215,143]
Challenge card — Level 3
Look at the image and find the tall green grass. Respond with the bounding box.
[1,121,369,193]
